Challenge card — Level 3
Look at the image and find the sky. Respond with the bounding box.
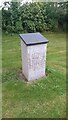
[0,0,67,7]
[0,0,32,9]
[0,0,11,6]
[0,0,32,5]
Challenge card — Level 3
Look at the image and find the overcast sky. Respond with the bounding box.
[0,0,11,6]
[0,0,32,9]
[0,0,67,7]
[0,0,27,6]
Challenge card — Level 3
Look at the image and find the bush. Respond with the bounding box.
[2,2,67,33]
[23,20,36,33]
[15,21,24,33]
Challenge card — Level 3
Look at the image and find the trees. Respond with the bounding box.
[57,2,67,31]
[21,3,47,32]
[2,2,22,33]
[2,1,67,33]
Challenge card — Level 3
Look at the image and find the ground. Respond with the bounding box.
[2,32,66,118]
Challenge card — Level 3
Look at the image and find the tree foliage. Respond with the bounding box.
[2,2,68,33]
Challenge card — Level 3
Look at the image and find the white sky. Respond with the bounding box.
[0,0,11,6]
[0,0,67,7]
[0,0,11,4]
[0,0,33,8]
[0,0,32,6]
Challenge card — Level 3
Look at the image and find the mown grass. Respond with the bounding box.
[2,32,66,118]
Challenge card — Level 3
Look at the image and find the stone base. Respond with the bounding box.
[21,40,47,81]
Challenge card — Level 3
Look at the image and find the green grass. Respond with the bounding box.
[2,32,66,118]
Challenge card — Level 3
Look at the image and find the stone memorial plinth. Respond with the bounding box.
[19,33,48,81]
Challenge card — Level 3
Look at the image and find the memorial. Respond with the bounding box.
[19,32,48,81]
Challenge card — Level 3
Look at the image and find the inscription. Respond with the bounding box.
[28,52,45,71]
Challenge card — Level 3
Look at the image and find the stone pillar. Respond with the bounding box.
[20,33,48,81]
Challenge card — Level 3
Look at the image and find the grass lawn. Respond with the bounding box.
[2,32,66,118]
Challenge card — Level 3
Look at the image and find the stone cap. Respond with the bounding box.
[19,32,49,46]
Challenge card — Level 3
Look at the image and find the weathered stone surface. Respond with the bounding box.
[21,39,47,81]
